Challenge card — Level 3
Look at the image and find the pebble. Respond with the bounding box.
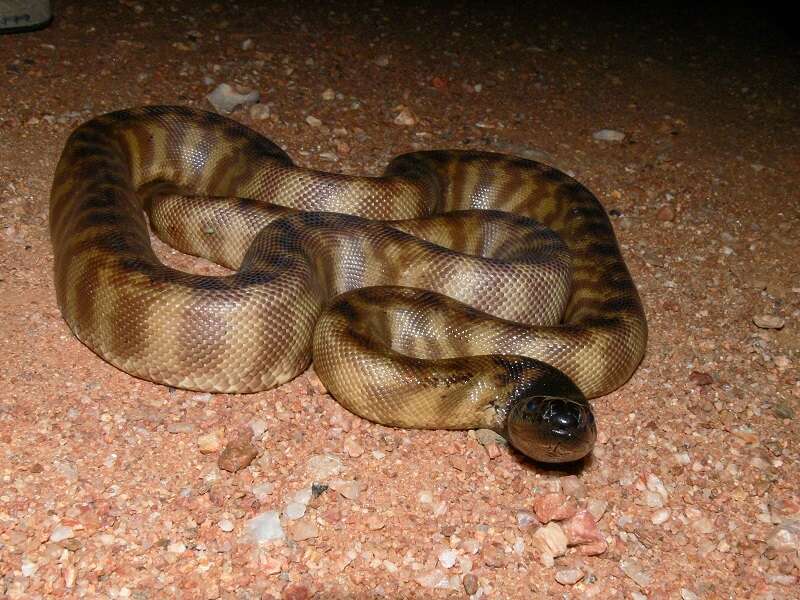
[283,584,309,600]
[563,510,607,555]
[587,498,608,522]
[689,371,714,386]
[167,422,194,433]
[394,106,418,126]
[197,432,221,454]
[289,518,318,542]
[344,436,363,457]
[305,115,322,127]
[218,519,234,532]
[680,589,699,600]
[656,204,676,222]
[555,567,584,585]
[167,541,186,554]
[415,569,451,589]
[620,558,653,587]
[767,520,800,552]
[241,38,254,50]
[322,88,335,100]
[218,438,258,472]
[438,549,457,568]
[251,482,274,501]
[245,511,285,542]
[463,573,479,595]
[21,559,37,576]
[306,454,343,480]
[773,402,795,419]
[329,479,361,500]
[474,429,506,446]
[374,55,390,67]
[559,475,586,499]
[50,525,74,542]
[651,508,671,525]
[532,522,568,565]
[753,314,785,329]
[283,502,306,520]
[206,83,259,114]
[516,510,539,529]
[533,493,578,522]
[248,104,271,120]
[592,129,626,142]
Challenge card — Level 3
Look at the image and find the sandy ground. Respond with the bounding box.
[1,1,798,598]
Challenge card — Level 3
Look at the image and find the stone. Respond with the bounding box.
[555,568,584,585]
[533,493,578,522]
[245,511,284,542]
[218,438,258,472]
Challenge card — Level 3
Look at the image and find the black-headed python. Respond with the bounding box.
[49,106,647,463]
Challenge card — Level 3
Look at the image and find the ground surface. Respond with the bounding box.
[1,1,798,599]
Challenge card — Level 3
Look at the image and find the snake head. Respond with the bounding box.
[507,395,596,463]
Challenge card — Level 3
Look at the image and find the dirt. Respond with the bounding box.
[1,1,798,598]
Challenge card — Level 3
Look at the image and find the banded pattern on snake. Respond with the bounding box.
[50,106,647,462]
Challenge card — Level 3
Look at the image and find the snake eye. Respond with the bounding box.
[507,395,596,463]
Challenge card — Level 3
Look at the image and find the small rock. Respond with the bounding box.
[394,107,418,126]
[282,584,309,600]
[516,510,539,529]
[366,515,385,530]
[415,568,450,589]
[563,510,607,555]
[767,520,800,552]
[651,508,671,525]
[245,511,284,542]
[283,502,306,520]
[587,498,608,522]
[329,479,361,500]
[753,314,785,329]
[344,436,363,458]
[474,429,507,446]
[438,549,457,568]
[241,38,254,50]
[288,518,318,542]
[197,432,221,454]
[559,475,586,499]
[681,589,699,600]
[50,525,74,543]
[251,482,274,501]
[305,115,322,128]
[218,438,258,472]
[218,519,234,532]
[620,558,653,587]
[593,129,626,142]
[646,473,668,500]
[463,573,479,595]
[374,55,390,67]
[207,83,259,114]
[167,422,194,433]
[555,568,584,585]
[485,443,501,459]
[249,104,271,120]
[533,493,578,523]
[322,88,335,100]
[307,454,343,480]
[773,402,796,419]
[167,541,186,554]
[689,371,713,386]
[656,204,675,222]
[21,559,37,577]
[532,522,568,565]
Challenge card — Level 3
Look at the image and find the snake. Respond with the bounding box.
[49,106,647,463]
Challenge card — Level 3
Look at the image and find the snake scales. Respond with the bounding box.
[50,106,647,462]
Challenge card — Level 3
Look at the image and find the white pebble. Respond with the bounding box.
[218,519,234,532]
[651,508,671,525]
[620,558,653,587]
[251,482,274,501]
[21,559,37,577]
[241,38,254,50]
[438,549,457,568]
[284,502,306,520]
[306,454,343,480]
[680,589,699,600]
[593,129,626,142]
[50,525,74,542]
[555,568,584,585]
[305,115,322,127]
[206,83,259,114]
[245,511,285,542]
[167,541,186,554]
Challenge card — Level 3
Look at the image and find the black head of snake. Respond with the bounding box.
[49,106,647,465]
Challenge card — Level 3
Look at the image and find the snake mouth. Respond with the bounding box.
[507,395,596,463]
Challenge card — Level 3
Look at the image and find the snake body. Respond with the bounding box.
[50,106,647,462]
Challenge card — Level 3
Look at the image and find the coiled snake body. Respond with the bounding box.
[50,106,647,462]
